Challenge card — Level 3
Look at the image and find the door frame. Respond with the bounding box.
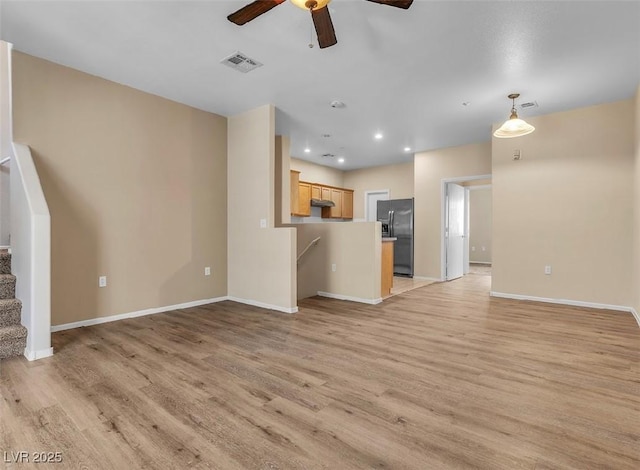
[364,189,390,222]
[441,174,491,281]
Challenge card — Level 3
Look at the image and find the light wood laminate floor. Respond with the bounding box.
[1,274,639,469]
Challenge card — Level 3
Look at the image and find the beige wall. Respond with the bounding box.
[492,99,634,307]
[633,86,640,314]
[12,52,228,326]
[414,142,492,279]
[227,105,296,312]
[297,222,381,302]
[469,187,492,263]
[290,157,344,187]
[343,162,414,220]
[275,135,291,226]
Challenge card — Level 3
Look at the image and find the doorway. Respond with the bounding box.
[441,175,491,281]
[365,190,389,222]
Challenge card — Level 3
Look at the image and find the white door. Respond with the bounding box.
[446,183,465,280]
[366,190,389,222]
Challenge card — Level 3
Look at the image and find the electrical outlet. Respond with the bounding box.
[471,246,476,252]
[481,246,486,252]
[260,218,267,228]
[331,263,337,272]
[99,276,107,287]
[544,265,552,275]
[204,267,211,276]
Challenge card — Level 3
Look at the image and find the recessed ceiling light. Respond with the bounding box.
[304,148,310,153]
[330,100,346,109]
[404,147,411,152]
[337,158,345,164]
[374,133,383,140]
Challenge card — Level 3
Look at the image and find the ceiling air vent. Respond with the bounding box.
[519,100,539,110]
[220,51,263,73]
[321,153,335,158]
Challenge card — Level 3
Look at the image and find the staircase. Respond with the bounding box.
[0,250,27,359]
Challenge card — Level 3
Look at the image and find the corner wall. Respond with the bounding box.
[296,222,381,303]
[0,41,12,246]
[469,187,492,263]
[492,99,635,308]
[633,86,640,317]
[343,161,414,220]
[228,106,296,312]
[12,52,228,326]
[290,157,344,188]
[414,142,492,279]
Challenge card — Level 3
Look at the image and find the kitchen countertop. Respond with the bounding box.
[382,237,397,242]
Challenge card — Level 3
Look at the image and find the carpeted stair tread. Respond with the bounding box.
[0,325,26,359]
[0,298,22,327]
[0,251,10,275]
[0,251,26,360]
[0,273,16,299]
[0,324,27,342]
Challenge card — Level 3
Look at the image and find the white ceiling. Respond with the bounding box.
[1,0,639,170]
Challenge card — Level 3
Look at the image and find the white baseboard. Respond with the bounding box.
[490,291,638,321]
[227,296,298,314]
[51,297,229,332]
[317,291,382,305]
[412,276,442,282]
[631,308,640,328]
[24,347,53,361]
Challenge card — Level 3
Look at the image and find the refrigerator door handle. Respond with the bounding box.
[389,210,395,237]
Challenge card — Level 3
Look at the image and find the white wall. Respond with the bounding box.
[0,41,12,246]
[228,105,297,312]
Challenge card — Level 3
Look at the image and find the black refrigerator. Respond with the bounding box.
[377,198,414,277]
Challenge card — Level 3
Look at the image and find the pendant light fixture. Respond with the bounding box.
[493,93,535,138]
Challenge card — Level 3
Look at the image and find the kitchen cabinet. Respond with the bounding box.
[290,171,300,216]
[291,170,311,216]
[381,238,395,297]
[296,182,311,216]
[290,170,354,219]
[342,190,354,219]
[322,189,343,218]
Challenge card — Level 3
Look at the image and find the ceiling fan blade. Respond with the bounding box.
[311,6,337,49]
[227,0,286,25]
[365,0,413,9]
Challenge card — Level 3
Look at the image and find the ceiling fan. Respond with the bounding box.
[227,0,414,49]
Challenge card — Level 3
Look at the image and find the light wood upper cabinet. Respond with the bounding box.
[291,170,311,217]
[290,170,354,219]
[342,190,354,219]
[290,170,300,216]
[297,182,311,216]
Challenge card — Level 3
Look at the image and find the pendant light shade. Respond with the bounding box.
[493,93,535,138]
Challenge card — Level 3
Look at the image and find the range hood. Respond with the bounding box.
[310,198,335,207]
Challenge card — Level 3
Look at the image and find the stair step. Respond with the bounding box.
[0,324,27,360]
[0,274,16,300]
[0,299,21,327]
[0,251,10,275]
